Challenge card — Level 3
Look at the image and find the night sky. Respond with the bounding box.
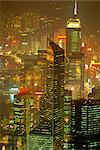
[1,1,100,37]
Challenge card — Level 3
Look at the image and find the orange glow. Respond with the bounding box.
[35,91,43,95]
[91,63,100,67]
[57,35,66,39]
[87,47,92,52]
[12,40,17,44]
[47,46,54,62]
[19,86,29,94]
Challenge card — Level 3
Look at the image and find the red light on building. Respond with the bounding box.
[19,86,30,94]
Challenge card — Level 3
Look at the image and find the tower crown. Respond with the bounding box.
[67,18,81,29]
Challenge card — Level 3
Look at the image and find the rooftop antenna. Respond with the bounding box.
[74,0,78,17]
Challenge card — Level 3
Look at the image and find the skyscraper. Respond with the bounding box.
[13,94,35,149]
[70,99,100,149]
[30,39,64,150]
[65,0,84,99]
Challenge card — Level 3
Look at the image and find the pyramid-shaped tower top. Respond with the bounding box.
[67,0,81,29]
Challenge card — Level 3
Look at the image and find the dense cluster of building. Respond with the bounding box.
[0,0,100,150]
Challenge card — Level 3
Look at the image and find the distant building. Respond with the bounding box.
[30,40,64,150]
[38,49,47,94]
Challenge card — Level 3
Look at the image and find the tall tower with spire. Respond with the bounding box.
[66,0,81,53]
[65,0,84,99]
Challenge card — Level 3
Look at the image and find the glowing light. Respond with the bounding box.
[85,64,88,70]
[10,94,14,103]
[58,39,63,48]
[87,48,92,52]
[19,87,29,94]
[35,91,43,95]
[5,44,8,47]
[65,118,69,123]
[71,87,74,91]
[12,40,16,44]
[9,87,19,94]
[34,83,38,86]
[2,145,6,150]
[57,35,66,39]
[67,18,81,28]
[81,42,85,48]
[88,79,90,84]
[21,42,28,45]
[7,51,11,54]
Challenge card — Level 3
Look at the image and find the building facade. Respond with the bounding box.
[30,40,64,150]
[65,0,84,99]
[69,99,100,149]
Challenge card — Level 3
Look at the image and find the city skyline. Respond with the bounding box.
[0,0,100,149]
[1,1,100,33]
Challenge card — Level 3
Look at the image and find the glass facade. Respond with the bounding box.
[66,18,81,53]
[29,134,53,150]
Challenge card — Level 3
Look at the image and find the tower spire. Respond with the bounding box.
[74,0,78,16]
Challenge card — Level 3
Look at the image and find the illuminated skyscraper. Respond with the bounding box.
[69,99,100,149]
[30,40,64,150]
[13,94,35,149]
[47,39,64,150]
[65,0,84,99]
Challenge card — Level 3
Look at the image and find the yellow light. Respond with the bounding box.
[71,87,74,91]
[34,83,37,86]
[57,35,66,39]
[87,48,92,52]
[67,18,81,28]
[2,145,6,150]
[5,44,9,47]
[65,118,69,123]
[82,42,85,48]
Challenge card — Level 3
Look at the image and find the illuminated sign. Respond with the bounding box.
[67,18,81,28]
[9,87,19,94]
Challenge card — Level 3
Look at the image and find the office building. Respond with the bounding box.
[13,94,36,150]
[69,99,100,149]
[30,40,64,150]
[65,0,84,99]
